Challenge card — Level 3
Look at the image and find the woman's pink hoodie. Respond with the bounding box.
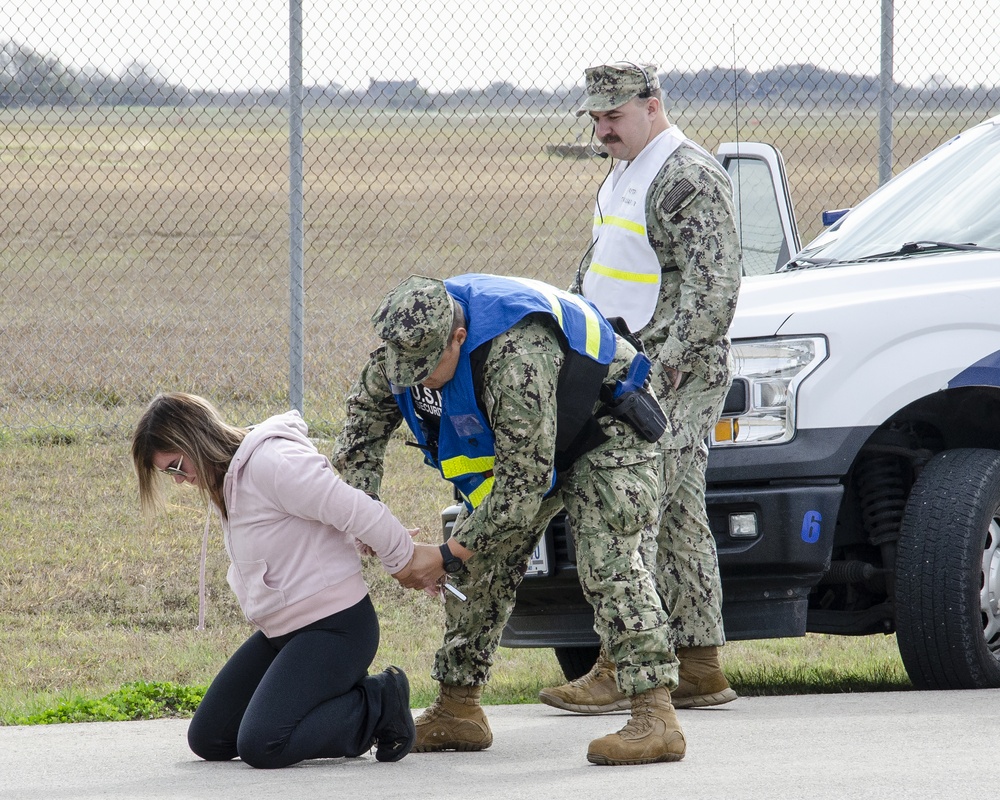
[221,411,414,637]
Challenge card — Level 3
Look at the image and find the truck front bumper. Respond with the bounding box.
[709,481,842,639]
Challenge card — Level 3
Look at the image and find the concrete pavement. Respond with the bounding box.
[1,690,996,799]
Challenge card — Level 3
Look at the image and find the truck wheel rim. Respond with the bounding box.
[983,515,1000,659]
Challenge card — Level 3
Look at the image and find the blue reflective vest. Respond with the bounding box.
[393,274,617,510]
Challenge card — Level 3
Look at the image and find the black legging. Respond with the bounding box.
[187,594,384,768]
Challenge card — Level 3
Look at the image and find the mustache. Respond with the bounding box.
[600,135,621,144]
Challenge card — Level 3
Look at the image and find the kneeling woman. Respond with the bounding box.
[132,392,416,768]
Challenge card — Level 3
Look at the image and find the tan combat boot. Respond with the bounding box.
[586,686,686,765]
[672,646,738,709]
[412,683,493,752]
[537,652,629,714]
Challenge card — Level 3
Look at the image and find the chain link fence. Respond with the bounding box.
[2,1,999,435]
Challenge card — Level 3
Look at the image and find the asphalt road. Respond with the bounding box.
[1,690,996,800]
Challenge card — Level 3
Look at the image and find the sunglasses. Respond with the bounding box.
[159,456,191,478]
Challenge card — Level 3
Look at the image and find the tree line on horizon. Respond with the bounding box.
[3,38,998,111]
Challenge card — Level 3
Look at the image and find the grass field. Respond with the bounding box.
[3,102,979,721]
[0,434,910,724]
[0,103,988,434]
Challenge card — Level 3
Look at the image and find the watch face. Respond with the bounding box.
[441,543,463,573]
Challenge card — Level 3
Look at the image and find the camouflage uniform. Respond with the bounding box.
[575,76,742,649]
[333,304,677,696]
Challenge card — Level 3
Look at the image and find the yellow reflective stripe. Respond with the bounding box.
[602,214,646,235]
[573,296,603,359]
[509,276,566,329]
[441,455,495,480]
[589,262,661,284]
[510,276,603,360]
[466,477,494,508]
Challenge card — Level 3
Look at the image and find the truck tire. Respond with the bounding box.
[554,646,600,681]
[895,448,1000,689]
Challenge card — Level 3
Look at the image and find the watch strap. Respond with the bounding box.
[439,542,462,572]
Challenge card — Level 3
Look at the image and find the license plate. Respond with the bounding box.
[525,533,550,577]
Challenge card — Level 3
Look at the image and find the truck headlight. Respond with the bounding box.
[710,336,827,447]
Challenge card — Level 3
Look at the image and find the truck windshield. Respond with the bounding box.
[786,118,1000,268]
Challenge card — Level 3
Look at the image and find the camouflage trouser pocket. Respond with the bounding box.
[571,437,660,537]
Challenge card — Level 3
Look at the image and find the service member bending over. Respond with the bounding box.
[334,272,686,765]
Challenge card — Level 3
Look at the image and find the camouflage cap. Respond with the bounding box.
[372,275,455,387]
[575,62,660,117]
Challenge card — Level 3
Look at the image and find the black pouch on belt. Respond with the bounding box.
[605,387,667,443]
[603,352,667,443]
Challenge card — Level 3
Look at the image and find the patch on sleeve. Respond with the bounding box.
[659,177,697,214]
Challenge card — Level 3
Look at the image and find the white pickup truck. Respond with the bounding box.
[448,115,1000,690]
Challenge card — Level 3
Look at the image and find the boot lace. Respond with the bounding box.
[415,694,446,724]
[618,692,654,739]
[570,660,612,688]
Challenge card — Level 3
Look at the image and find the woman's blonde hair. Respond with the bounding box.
[131,392,247,518]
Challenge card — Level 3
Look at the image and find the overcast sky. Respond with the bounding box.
[3,1,998,92]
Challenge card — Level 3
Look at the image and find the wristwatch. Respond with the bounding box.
[439,542,464,574]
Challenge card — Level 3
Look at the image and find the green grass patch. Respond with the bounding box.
[21,427,82,446]
[12,681,205,725]
[725,634,911,696]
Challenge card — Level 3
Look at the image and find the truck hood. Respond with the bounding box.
[729,251,1000,340]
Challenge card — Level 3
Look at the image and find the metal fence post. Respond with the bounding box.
[289,0,305,414]
[878,0,895,185]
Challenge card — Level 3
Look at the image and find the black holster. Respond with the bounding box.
[603,387,667,443]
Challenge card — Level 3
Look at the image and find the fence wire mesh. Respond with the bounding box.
[2,1,999,435]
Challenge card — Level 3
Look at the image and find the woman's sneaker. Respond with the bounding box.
[372,666,416,762]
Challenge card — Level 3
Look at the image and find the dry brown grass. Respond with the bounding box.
[0,433,567,720]
[4,103,972,718]
[1,104,986,435]
[0,431,907,722]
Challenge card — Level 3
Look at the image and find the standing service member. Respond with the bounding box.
[540,61,742,714]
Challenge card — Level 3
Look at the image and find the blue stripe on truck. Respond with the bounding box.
[949,349,1000,388]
